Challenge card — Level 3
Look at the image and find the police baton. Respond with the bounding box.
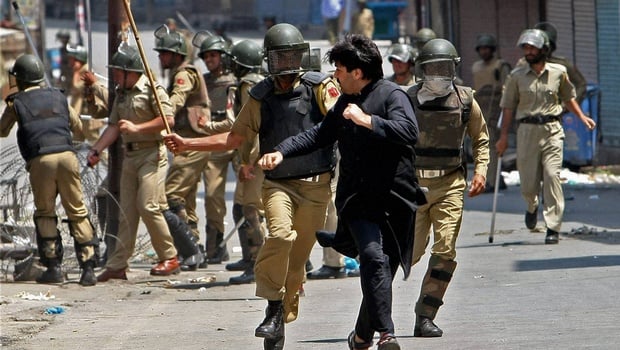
[121,0,172,134]
[11,1,52,87]
[489,112,504,243]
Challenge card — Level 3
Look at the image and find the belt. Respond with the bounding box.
[299,175,321,182]
[125,141,161,152]
[518,115,561,124]
[416,169,456,179]
[211,110,227,122]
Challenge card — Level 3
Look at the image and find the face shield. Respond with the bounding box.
[416,59,456,82]
[267,46,309,75]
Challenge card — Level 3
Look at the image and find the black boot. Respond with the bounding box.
[36,258,63,284]
[226,259,253,271]
[229,266,255,284]
[264,336,285,350]
[79,260,97,286]
[414,315,443,337]
[197,244,208,268]
[255,300,284,339]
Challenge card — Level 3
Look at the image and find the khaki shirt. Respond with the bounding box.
[232,74,341,164]
[109,74,172,143]
[471,57,510,92]
[167,66,200,115]
[1,86,82,137]
[468,98,490,178]
[500,62,576,120]
[352,8,375,39]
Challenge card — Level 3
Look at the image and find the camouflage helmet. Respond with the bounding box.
[475,33,497,50]
[414,28,437,48]
[108,43,144,73]
[197,34,229,57]
[153,25,188,56]
[415,39,460,81]
[230,39,263,69]
[10,54,45,85]
[516,29,549,50]
[263,23,309,75]
[386,43,417,64]
[66,45,88,63]
[534,22,558,51]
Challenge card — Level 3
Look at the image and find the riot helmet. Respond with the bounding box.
[475,33,497,51]
[154,25,188,56]
[534,22,558,52]
[415,38,460,82]
[263,23,309,75]
[414,28,437,49]
[108,43,144,73]
[9,54,45,88]
[193,32,229,58]
[56,30,71,42]
[386,43,417,65]
[230,39,263,77]
[516,29,549,50]
[66,44,88,63]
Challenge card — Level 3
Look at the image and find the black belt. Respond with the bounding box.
[125,141,161,151]
[519,115,561,124]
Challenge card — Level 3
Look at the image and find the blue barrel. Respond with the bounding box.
[47,48,61,70]
[366,1,407,41]
[562,84,600,166]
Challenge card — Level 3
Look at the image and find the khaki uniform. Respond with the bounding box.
[500,62,574,232]
[104,75,178,270]
[69,64,106,144]
[387,73,415,90]
[409,86,489,322]
[0,87,96,264]
[351,8,374,39]
[203,72,237,257]
[471,57,511,186]
[232,74,340,323]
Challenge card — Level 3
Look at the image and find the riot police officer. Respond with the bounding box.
[407,39,490,337]
[385,42,417,88]
[413,27,437,50]
[195,33,238,264]
[0,54,99,286]
[164,23,341,350]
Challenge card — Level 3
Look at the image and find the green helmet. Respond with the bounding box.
[414,28,437,48]
[197,34,229,57]
[154,32,187,56]
[263,23,309,75]
[56,30,71,41]
[109,44,144,73]
[475,33,497,50]
[10,54,45,86]
[230,39,263,69]
[534,22,557,51]
[415,39,460,81]
[386,43,417,64]
[66,45,88,63]
[516,29,549,50]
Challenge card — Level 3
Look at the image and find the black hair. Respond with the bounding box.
[326,34,383,81]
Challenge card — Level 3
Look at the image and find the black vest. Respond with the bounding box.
[252,72,336,180]
[13,88,74,162]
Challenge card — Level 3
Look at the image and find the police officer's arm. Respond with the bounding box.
[118,85,175,134]
[68,105,83,135]
[168,69,196,115]
[467,99,490,197]
[496,73,517,156]
[87,104,121,166]
[557,70,596,131]
[0,102,17,137]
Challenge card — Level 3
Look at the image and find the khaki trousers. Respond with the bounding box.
[413,171,466,264]
[106,145,177,270]
[255,173,332,323]
[516,122,565,232]
[203,149,239,233]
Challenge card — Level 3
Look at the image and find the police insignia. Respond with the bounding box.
[176,78,185,85]
[328,86,339,97]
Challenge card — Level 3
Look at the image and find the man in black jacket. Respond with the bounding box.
[259,34,426,350]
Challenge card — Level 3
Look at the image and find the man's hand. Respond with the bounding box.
[581,115,596,131]
[163,133,188,153]
[87,149,100,168]
[81,71,97,86]
[495,135,508,157]
[468,173,486,197]
[117,120,139,134]
[238,164,256,182]
[343,103,372,129]
[258,151,283,170]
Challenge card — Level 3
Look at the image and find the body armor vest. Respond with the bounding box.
[411,84,473,171]
[252,72,336,180]
[234,72,264,115]
[13,88,74,162]
[170,64,211,137]
[204,72,236,121]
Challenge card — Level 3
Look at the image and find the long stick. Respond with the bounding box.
[488,156,502,243]
[11,1,51,87]
[121,0,171,134]
[85,0,92,71]
[219,217,246,248]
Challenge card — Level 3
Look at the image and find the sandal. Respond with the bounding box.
[377,333,400,350]
[347,330,373,350]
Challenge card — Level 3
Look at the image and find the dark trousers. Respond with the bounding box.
[346,218,400,341]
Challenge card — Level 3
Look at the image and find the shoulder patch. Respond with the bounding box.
[328,86,340,98]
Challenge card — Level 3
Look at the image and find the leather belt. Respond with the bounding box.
[518,114,561,124]
[125,141,161,151]
[299,175,321,182]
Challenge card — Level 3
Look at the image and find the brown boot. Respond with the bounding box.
[150,256,180,276]
[97,268,127,282]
